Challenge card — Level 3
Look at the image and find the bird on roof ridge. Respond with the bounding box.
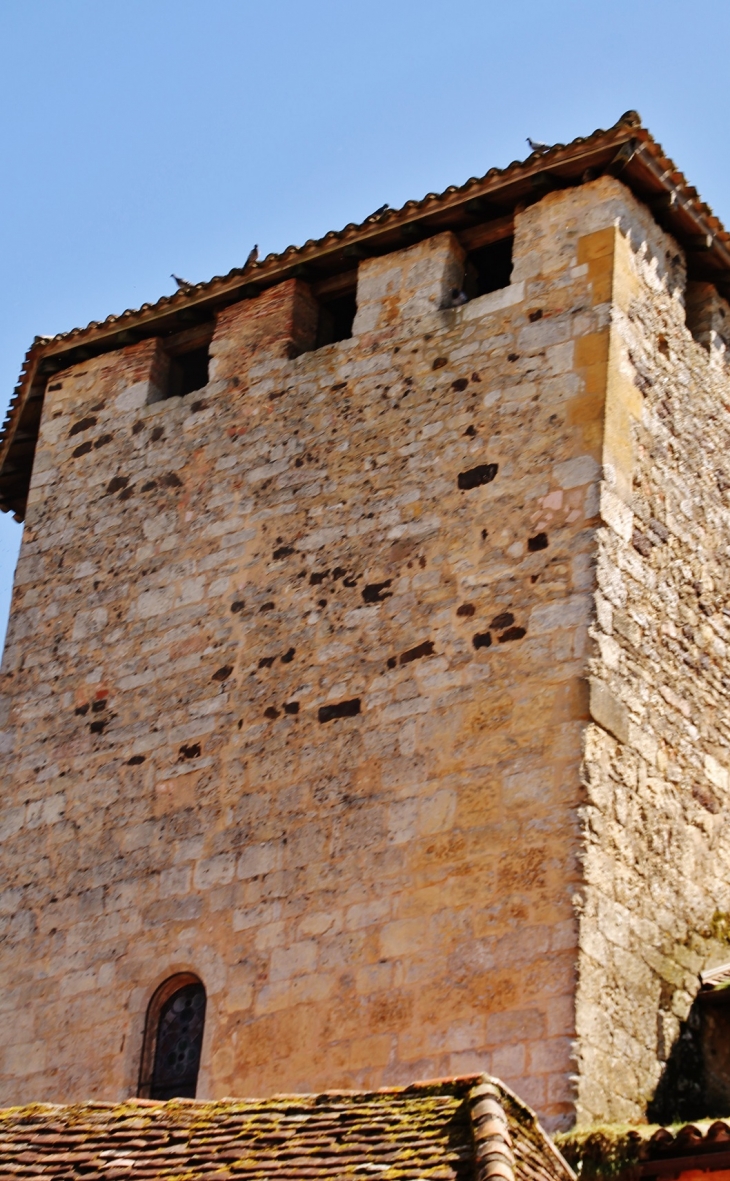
[171,274,193,292]
[244,245,259,269]
[368,203,391,219]
[527,137,550,154]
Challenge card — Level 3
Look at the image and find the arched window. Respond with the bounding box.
[138,973,206,1100]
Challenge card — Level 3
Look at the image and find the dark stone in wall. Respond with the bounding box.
[458,464,498,490]
[318,699,361,723]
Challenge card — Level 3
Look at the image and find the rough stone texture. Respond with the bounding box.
[685,280,730,369]
[352,232,466,334]
[1,175,729,1130]
[575,187,730,1124]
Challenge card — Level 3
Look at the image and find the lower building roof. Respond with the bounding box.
[558,1119,730,1181]
[0,1074,574,1181]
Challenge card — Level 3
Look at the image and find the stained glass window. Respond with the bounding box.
[150,981,206,1100]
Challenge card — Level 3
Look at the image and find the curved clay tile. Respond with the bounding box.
[649,1127,675,1147]
[674,1124,705,1149]
[469,1079,516,1181]
[706,1121,730,1142]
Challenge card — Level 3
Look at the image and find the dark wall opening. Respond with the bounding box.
[700,994,730,1114]
[685,280,730,356]
[465,237,514,299]
[649,989,730,1123]
[315,292,357,349]
[155,321,214,401]
[166,346,210,399]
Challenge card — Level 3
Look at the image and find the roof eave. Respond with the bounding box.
[3,112,730,519]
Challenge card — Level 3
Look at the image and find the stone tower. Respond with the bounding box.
[2,112,730,1130]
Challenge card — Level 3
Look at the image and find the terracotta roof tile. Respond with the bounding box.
[0,1076,574,1181]
[558,1118,730,1181]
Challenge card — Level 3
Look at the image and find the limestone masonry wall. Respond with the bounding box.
[2,175,729,1130]
[576,189,730,1123]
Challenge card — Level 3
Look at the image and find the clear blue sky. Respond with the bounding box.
[2,0,729,653]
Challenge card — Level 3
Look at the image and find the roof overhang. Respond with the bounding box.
[3,110,730,520]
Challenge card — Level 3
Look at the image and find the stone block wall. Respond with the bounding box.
[352,232,465,333]
[2,175,729,1130]
[575,188,730,1123]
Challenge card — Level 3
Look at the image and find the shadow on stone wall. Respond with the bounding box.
[649,993,730,1124]
[648,998,705,1124]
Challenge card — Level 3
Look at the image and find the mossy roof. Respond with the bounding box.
[556,1118,730,1181]
[0,1074,574,1181]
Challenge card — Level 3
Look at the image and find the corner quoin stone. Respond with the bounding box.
[588,678,629,744]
